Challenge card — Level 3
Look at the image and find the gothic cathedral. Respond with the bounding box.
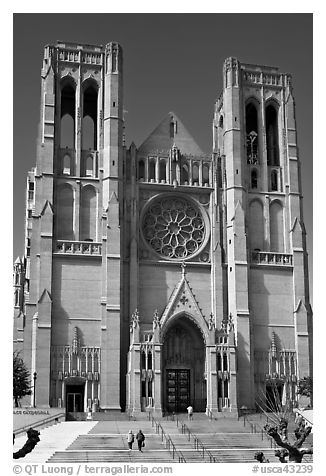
[13,41,312,415]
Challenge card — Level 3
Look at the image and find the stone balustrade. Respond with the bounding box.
[251,251,293,266]
[243,71,283,86]
[54,240,102,256]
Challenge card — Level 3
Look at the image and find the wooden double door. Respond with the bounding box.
[166,369,190,413]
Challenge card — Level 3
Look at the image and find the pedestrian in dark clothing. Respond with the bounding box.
[136,429,145,451]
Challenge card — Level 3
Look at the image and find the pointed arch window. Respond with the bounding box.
[63,154,71,175]
[266,104,279,166]
[149,160,156,181]
[246,102,259,164]
[203,163,210,186]
[14,289,19,307]
[85,155,93,177]
[251,169,258,189]
[80,185,97,242]
[192,163,199,184]
[56,184,74,240]
[147,351,153,370]
[138,160,145,180]
[224,380,229,398]
[249,200,264,250]
[223,353,228,371]
[159,160,167,182]
[60,115,75,149]
[217,353,222,371]
[271,169,278,191]
[82,82,98,150]
[60,81,76,149]
[112,48,118,72]
[141,350,146,369]
[270,201,284,252]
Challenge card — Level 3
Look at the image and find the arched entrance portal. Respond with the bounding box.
[162,314,206,413]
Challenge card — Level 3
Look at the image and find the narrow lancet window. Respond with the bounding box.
[271,170,278,191]
[266,104,279,166]
[246,103,259,164]
[149,160,156,181]
[82,82,98,151]
[138,160,145,180]
[63,154,71,175]
[192,163,199,184]
[159,160,166,182]
[203,164,210,185]
[251,169,258,189]
[60,81,75,149]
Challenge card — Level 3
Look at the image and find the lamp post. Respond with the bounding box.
[33,372,37,408]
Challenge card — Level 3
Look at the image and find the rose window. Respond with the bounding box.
[142,196,207,260]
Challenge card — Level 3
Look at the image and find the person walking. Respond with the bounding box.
[127,430,134,450]
[187,405,193,420]
[136,429,145,452]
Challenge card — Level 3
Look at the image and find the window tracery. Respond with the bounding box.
[142,196,207,260]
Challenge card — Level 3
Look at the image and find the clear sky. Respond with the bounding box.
[13,13,313,291]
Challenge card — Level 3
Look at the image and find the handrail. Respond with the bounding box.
[148,413,186,463]
[163,412,179,427]
[14,411,66,436]
[241,413,278,448]
[181,422,217,463]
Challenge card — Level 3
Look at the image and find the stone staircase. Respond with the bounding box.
[159,412,313,463]
[48,421,178,463]
[14,412,313,464]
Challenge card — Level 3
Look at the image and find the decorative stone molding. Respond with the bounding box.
[140,193,210,261]
[130,308,140,330]
[251,251,293,266]
[54,240,102,256]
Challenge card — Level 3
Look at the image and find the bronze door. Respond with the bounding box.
[166,369,190,413]
[66,384,84,412]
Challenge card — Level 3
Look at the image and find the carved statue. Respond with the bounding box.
[153,309,160,329]
[208,313,215,331]
[131,309,140,329]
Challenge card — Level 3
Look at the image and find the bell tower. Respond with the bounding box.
[16,41,125,409]
[214,58,312,410]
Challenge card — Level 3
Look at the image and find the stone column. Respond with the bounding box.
[206,344,218,412]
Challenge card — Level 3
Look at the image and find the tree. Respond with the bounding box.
[13,351,32,407]
[297,376,313,399]
[264,421,312,463]
[13,428,40,459]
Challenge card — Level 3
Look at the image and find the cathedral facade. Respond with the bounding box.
[13,41,312,415]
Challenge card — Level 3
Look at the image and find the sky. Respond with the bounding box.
[12,13,313,292]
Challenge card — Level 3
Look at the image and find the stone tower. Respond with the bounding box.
[13,41,124,410]
[13,45,312,415]
[213,58,312,410]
